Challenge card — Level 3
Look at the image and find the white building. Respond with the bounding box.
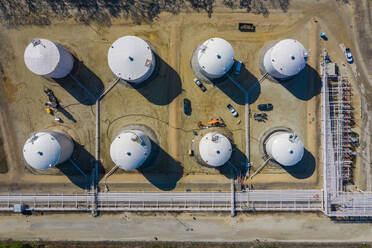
[108,36,156,84]
[263,39,309,79]
[198,132,232,167]
[23,131,74,170]
[193,38,234,79]
[110,130,151,170]
[24,39,74,78]
[265,131,304,166]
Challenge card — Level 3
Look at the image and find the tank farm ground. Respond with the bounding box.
[0,0,368,196]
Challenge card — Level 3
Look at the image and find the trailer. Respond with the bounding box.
[239,23,256,32]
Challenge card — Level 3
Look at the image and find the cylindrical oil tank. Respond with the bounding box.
[24,38,74,78]
[198,132,232,167]
[265,131,304,166]
[263,39,308,79]
[108,36,156,84]
[110,130,152,170]
[23,130,74,170]
[192,38,234,79]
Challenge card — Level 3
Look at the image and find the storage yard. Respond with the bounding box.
[0,0,370,226]
[0,15,321,193]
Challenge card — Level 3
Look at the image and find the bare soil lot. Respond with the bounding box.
[0,0,367,193]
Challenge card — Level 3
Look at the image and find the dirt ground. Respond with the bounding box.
[0,0,371,245]
[0,0,368,194]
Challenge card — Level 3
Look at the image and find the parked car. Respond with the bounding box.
[184,98,191,116]
[254,114,266,122]
[344,48,353,63]
[253,113,268,122]
[257,103,273,111]
[226,104,238,117]
[320,32,328,40]
[193,78,206,92]
[234,61,243,75]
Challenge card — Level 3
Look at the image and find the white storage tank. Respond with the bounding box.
[24,38,74,79]
[265,131,304,166]
[108,36,156,84]
[23,131,74,170]
[198,132,232,167]
[193,38,234,79]
[110,130,151,170]
[263,39,309,79]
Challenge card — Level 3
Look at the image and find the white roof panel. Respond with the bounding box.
[110,130,151,170]
[270,39,308,77]
[23,132,61,170]
[199,132,232,167]
[270,132,304,166]
[197,38,234,78]
[108,36,154,81]
[24,39,60,76]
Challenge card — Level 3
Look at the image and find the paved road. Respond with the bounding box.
[3,212,372,242]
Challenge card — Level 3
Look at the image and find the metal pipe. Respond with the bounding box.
[103,165,119,192]
[230,167,235,217]
[249,156,272,180]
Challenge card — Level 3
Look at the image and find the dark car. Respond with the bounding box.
[226,104,238,117]
[254,113,268,122]
[184,98,191,116]
[258,103,273,111]
[193,78,206,92]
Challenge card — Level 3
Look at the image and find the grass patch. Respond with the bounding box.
[0,242,39,248]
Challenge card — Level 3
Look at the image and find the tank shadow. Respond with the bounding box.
[280,64,321,101]
[56,142,104,190]
[281,149,316,179]
[138,141,183,191]
[129,53,182,106]
[216,144,247,180]
[53,56,104,106]
[214,64,260,105]
[56,105,77,123]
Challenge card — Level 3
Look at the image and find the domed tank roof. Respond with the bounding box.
[110,130,151,170]
[108,36,155,83]
[24,39,61,76]
[197,38,234,78]
[269,132,304,166]
[23,132,62,170]
[199,132,232,167]
[269,39,308,77]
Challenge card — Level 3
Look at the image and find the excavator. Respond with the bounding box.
[197,118,226,129]
[43,87,59,115]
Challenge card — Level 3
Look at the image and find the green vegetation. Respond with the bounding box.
[0,242,38,248]
[358,245,371,248]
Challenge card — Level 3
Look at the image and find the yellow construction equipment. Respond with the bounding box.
[197,118,226,128]
[46,107,51,115]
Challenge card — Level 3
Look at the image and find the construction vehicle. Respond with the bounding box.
[45,107,53,115]
[43,88,60,109]
[239,23,256,32]
[197,118,226,129]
